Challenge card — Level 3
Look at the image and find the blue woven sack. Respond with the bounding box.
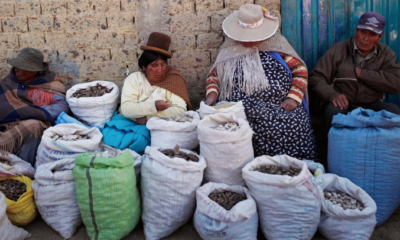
[328,108,400,225]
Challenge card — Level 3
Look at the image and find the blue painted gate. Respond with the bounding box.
[282,0,400,105]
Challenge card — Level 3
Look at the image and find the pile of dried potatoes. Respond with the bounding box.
[165,113,193,123]
[253,165,302,177]
[209,191,247,210]
[94,150,123,158]
[212,103,235,109]
[51,133,90,141]
[71,83,112,98]
[324,191,364,210]
[0,179,26,201]
[213,122,239,132]
[161,145,199,162]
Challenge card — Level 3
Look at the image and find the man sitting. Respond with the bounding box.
[0,47,69,165]
[309,12,400,130]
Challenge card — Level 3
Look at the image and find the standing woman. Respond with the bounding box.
[0,48,69,165]
[205,4,318,161]
[102,32,191,153]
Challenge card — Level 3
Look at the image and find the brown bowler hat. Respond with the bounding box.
[140,32,173,58]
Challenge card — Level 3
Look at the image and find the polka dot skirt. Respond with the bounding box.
[226,52,318,161]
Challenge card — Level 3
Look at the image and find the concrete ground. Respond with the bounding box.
[23,206,400,240]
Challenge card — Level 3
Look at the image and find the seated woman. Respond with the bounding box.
[205,4,318,161]
[0,47,69,165]
[102,32,191,153]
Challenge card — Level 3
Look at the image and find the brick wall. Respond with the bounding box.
[0,0,280,108]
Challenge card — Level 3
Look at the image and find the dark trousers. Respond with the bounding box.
[324,101,400,131]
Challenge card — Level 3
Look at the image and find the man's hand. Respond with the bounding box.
[330,94,349,110]
[155,100,171,112]
[355,67,362,79]
[280,98,298,111]
[136,116,148,125]
[205,92,217,106]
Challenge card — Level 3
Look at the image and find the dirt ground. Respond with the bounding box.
[23,206,400,240]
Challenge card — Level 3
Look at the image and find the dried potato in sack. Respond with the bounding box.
[0,152,35,178]
[73,150,141,240]
[141,146,206,240]
[242,155,321,240]
[66,81,119,128]
[32,159,82,239]
[198,113,253,186]
[0,176,36,226]
[198,101,247,120]
[35,123,102,169]
[316,174,377,240]
[146,111,200,150]
[194,182,258,240]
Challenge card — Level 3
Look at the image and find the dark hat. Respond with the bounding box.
[140,32,173,58]
[8,47,49,72]
[357,12,385,35]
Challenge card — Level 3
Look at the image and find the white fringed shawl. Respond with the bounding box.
[210,32,306,101]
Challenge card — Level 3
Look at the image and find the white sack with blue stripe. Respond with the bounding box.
[32,158,81,239]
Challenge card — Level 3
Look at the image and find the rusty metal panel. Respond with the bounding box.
[282,0,400,105]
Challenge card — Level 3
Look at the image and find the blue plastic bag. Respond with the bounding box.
[55,112,101,130]
[328,108,400,225]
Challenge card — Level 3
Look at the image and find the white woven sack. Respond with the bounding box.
[194,182,258,240]
[141,146,207,240]
[0,192,30,240]
[198,113,254,186]
[198,101,247,120]
[317,174,377,240]
[66,81,119,128]
[35,123,102,169]
[32,158,82,239]
[0,152,35,178]
[242,155,321,240]
[146,111,200,150]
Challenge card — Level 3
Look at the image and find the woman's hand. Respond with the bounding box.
[280,98,298,111]
[136,116,148,125]
[205,92,217,106]
[155,100,172,112]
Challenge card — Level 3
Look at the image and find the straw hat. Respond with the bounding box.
[222,4,279,42]
[8,47,49,72]
[140,32,173,58]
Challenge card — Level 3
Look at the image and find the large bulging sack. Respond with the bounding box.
[0,152,35,178]
[194,182,258,240]
[141,146,206,240]
[242,155,321,240]
[198,113,254,186]
[66,81,119,128]
[0,192,30,240]
[0,176,37,226]
[35,123,102,169]
[328,108,400,225]
[316,174,377,240]
[198,101,247,120]
[32,158,82,239]
[73,150,141,240]
[146,111,200,150]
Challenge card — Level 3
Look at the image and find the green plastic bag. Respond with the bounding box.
[73,150,141,240]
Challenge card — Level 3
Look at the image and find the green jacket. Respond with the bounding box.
[309,37,400,105]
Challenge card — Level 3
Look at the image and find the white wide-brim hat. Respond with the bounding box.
[222,4,279,42]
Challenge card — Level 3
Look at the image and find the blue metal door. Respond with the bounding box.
[282,0,400,105]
